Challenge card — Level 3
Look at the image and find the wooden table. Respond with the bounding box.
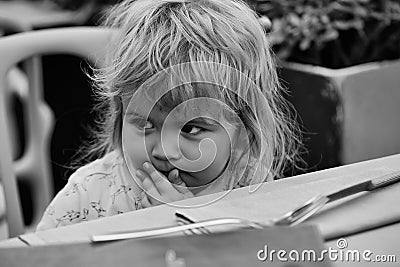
[1,154,399,266]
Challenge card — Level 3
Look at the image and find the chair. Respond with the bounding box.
[0,27,112,238]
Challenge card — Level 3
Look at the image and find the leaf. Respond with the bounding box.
[317,29,339,43]
[252,0,400,67]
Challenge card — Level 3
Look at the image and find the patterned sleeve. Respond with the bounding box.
[36,169,91,231]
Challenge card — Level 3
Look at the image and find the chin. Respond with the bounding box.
[179,172,202,188]
[181,172,218,190]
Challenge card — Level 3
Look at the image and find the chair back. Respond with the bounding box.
[0,27,112,237]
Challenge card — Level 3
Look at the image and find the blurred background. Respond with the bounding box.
[1,0,400,227]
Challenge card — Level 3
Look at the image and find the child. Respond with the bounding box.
[36,0,302,231]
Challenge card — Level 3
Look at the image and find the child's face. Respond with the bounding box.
[121,96,238,190]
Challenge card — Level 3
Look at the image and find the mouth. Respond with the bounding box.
[152,166,197,187]
[157,168,190,184]
[158,170,170,177]
[152,162,175,175]
[154,167,178,179]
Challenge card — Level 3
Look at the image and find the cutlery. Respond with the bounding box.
[91,170,400,242]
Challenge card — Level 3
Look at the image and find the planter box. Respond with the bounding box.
[279,60,400,172]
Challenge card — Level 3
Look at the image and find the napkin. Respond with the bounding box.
[175,172,400,240]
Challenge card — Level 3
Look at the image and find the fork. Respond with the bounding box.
[273,169,400,226]
[91,170,400,242]
[91,217,268,242]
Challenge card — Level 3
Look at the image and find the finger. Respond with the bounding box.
[143,162,177,195]
[141,175,169,206]
[141,175,160,196]
[139,170,161,197]
[169,169,192,195]
[135,169,152,187]
[168,169,181,184]
[135,168,146,182]
[140,192,152,208]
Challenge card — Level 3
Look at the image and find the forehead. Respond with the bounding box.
[124,76,236,117]
[125,95,228,122]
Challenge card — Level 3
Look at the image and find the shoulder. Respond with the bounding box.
[36,151,125,231]
[69,151,122,184]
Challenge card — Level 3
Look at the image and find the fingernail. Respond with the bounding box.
[174,169,179,179]
[169,169,177,179]
[143,162,151,169]
[136,170,144,178]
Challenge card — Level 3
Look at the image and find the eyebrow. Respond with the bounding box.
[187,117,219,126]
[125,111,154,122]
[125,111,145,118]
[125,111,219,126]
[124,111,153,123]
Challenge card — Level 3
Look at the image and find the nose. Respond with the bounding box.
[151,133,181,161]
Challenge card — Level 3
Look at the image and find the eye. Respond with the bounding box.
[142,121,154,129]
[130,118,154,130]
[181,124,204,135]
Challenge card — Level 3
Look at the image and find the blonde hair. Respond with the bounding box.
[88,0,303,185]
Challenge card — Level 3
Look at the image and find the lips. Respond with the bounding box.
[151,164,175,178]
[155,166,186,183]
[151,162,192,184]
[158,170,171,177]
[152,161,175,173]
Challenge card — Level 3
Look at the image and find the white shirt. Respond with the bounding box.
[36,151,143,231]
[36,150,262,231]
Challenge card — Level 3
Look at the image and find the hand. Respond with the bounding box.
[135,162,194,207]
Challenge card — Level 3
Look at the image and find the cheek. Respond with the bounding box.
[179,137,223,171]
[208,136,231,171]
[215,134,232,159]
[212,125,234,161]
[178,137,201,161]
[204,129,235,175]
[188,134,232,182]
[121,125,151,170]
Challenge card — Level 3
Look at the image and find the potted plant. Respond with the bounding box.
[248,0,400,172]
